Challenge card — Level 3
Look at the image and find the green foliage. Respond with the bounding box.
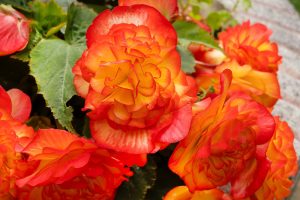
[177,45,196,74]
[232,0,252,11]
[65,2,97,45]
[181,0,213,20]
[55,0,75,11]
[173,20,220,50]
[145,152,184,200]
[0,0,30,11]
[290,0,300,14]
[206,10,236,32]
[241,0,252,10]
[115,158,157,200]
[30,39,85,132]
[29,0,67,36]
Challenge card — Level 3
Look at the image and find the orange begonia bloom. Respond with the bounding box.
[16,129,133,199]
[164,186,231,200]
[0,4,29,56]
[73,5,197,153]
[218,21,281,72]
[254,117,298,200]
[0,121,19,198]
[195,59,281,107]
[0,86,35,198]
[169,70,275,199]
[118,0,178,21]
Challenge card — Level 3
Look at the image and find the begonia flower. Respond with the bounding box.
[16,129,133,199]
[218,21,281,72]
[118,0,178,21]
[254,117,298,200]
[0,4,29,56]
[0,120,34,198]
[169,70,275,199]
[73,5,197,153]
[164,186,231,200]
[195,59,281,107]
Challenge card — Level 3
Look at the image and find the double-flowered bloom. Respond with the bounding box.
[194,21,281,108]
[0,86,142,199]
[0,1,298,199]
[169,70,276,199]
[73,5,197,153]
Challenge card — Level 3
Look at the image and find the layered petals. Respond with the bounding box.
[254,117,298,200]
[16,129,133,199]
[169,70,275,199]
[74,5,197,153]
[164,186,231,200]
[196,59,281,107]
[0,121,19,197]
[86,5,177,47]
[16,129,131,188]
[0,4,29,56]
[0,120,34,198]
[118,0,178,21]
[218,21,281,72]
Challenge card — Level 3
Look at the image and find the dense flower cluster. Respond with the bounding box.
[166,19,296,200]
[194,21,281,107]
[0,86,141,199]
[0,0,298,199]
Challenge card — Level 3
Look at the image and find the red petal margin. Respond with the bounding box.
[0,85,12,115]
[90,104,192,154]
[0,5,29,56]
[7,89,31,122]
[86,5,177,47]
[118,0,178,21]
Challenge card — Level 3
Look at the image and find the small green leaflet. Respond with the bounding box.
[30,39,85,132]
[206,10,236,32]
[0,0,30,12]
[173,20,220,50]
[29,0,67,36]
[290,0,300,14]
[115,158,157,200]
[177,45,196,74]
[65,2,97,45]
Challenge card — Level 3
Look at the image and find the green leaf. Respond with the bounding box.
[0,0,31,12]
[190,0,212,5]
[29,0,67,36]
[65,2,97,45]
[55,0,75,11]
[241,0,252,11]
[232,0,252,11]
[206,10,233,32]
[177,45,196,74]
[290,0,300,14]
[30,39,85,132]
[173,20,220,50]
[115,158,157,200]
[145,155,184,200]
